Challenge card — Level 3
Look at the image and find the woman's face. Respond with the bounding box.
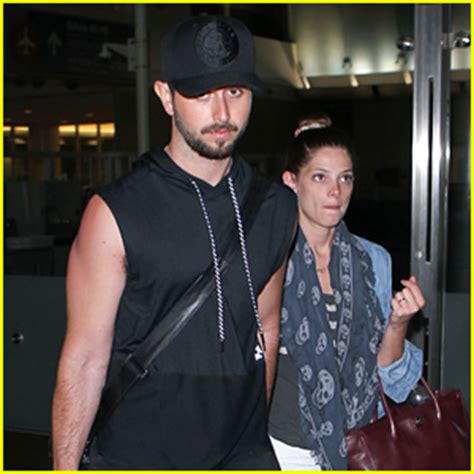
[283,146,354,231]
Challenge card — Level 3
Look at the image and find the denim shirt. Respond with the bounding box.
[356,236,423,403]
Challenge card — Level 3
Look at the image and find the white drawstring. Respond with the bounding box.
[228,176,265,350]
[190,179,225,350]
[190,176,265,351]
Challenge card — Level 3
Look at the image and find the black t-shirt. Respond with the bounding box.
[89,149,296,469]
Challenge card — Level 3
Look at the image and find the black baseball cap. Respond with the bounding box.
[159,15,265,97]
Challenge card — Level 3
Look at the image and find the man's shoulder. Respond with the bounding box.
[269,176,295,198]
[266,176,297,214]
[253,173,297,242]
[236,157,296,210]
[248,169,296,208]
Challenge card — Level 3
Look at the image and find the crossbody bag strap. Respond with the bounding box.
[84,171,272,455]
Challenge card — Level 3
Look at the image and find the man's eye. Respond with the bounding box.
[227,88,243,97]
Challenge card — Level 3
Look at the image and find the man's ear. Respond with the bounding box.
[282,170,297,193]
[154,81,174,116]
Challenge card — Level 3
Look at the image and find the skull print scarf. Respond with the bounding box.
[280,222,385,470]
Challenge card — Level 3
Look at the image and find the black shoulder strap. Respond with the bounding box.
[84,171,271,453]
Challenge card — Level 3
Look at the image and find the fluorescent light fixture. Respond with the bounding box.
[78,123,98,137]
[59,124,77,137]
[14,126,29,136]
[100,123,116,138]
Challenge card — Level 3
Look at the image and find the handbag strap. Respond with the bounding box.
[86,171,271,447]
[377,376,441,438]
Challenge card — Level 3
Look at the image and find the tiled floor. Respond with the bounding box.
[4,431,52,470]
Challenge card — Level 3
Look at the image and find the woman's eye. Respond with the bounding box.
[312,174,325,182]
[341,174,354,183]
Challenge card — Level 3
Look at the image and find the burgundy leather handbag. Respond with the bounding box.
[347,377,470,470]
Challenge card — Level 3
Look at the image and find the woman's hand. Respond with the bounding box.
[389,276,425,328]
[378,276,425,367]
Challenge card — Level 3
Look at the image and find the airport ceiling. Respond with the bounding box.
[4,4,470,126]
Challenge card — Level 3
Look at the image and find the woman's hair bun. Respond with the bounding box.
[294,113,332,138]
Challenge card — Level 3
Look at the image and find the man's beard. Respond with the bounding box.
[174,109,248,160]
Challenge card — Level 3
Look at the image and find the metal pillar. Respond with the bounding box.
[411,5,451,387]
[135,5,150,155]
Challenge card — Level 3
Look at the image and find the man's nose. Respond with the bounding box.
[211,92,230,123]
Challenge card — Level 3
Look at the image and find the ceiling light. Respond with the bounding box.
[396,52,412,86]
[403,70,413,85]
[297,61,311,90]
[396,36,414,52]
[342,57,359,88]
[301,76,311,90]
[349,74,359,88]
[452,31,470,49]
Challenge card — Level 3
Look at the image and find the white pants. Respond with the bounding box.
[270,436,321,471]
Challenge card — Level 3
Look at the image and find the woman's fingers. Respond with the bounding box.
[400,276,426,309]
[390,276,425,322]
[392,275,425,318]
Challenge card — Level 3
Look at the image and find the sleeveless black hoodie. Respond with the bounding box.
[88,149,296,469]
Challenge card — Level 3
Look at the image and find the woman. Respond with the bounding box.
[268,114,424,470]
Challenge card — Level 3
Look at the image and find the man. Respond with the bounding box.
[52,14,296,470]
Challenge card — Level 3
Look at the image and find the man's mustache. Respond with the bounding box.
[201,123,238,134]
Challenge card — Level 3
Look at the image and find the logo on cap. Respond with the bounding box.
[195,21,239,68]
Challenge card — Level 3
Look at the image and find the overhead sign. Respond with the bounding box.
[6,7,135,82]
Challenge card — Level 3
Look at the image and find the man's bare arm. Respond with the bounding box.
[257,259,288,405]
[52,195,126,470]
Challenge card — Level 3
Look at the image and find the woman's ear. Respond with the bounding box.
[154,81,174,116]
[282,170,297,194]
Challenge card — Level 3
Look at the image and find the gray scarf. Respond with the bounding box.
[281,222,385,470]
